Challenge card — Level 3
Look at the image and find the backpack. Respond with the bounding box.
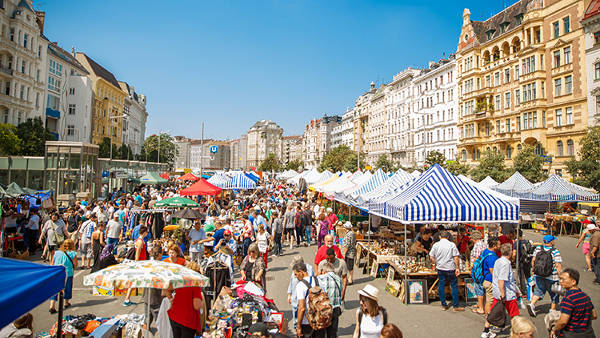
[125,247,136,260]
[518,240,534,266]
[533,247,555,277]
[300,278,333,330]
[471,250,496,284]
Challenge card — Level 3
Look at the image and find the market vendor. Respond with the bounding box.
[456,226,471,257]
[163,244,186,265]
[412,229,433,257]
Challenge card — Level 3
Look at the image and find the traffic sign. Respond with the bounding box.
[210,145,218,154]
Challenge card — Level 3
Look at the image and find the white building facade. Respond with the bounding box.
[230,135,247,170]
[173,136,191,169]
[246,120,283,169]
[413,57,458,167]
[583,1,600,126]
[119,81,147,155]
[0,0,48,127]
[340,108,355,150]
[302,115,340,169]
[366,85,388,164]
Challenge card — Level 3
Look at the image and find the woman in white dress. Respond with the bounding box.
[353,284,387,338]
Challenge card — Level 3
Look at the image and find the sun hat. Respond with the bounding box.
[344,221,353,229]
[357,284,379,302]
[587,224,597,231]
[543,235,557,243]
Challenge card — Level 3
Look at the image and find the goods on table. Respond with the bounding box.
[39,313,145,338]
[392,257,434,274]
[360,240,403,256]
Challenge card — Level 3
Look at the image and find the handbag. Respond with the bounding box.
[51,221,65,245]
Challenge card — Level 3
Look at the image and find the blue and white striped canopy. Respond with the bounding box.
[371,164,519,224]
[493,171,534,198]
[528,175,600,202]
[347,169,389,202]
[207,173,233,188]
[222,173,257,190]
[355,169,414,207]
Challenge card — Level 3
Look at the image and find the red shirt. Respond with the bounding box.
[168,287,203,330]
[456,234,470,254]
[326,214,338,230]
[314,245,343,265]
[135,239,147,261]
[499,235,513,246]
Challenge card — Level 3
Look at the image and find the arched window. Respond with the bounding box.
[567,139,574,156]
[493,146,498,153]
[557,141,564,156]
[535,143,544,156]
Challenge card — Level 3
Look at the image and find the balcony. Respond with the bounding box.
[519,69,546,83]
[551,63,573,77]
[0,66,13,76]
[46,107,60,119]
[461,110,491,122]
[492,132,515,143]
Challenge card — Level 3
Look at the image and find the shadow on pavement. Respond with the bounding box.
[71,298,118,308]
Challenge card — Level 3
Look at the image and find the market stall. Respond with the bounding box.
[180,179,222,196]
[221,173,257,190]
[139,172,169,185]
[368,164,519,304]
[177,172,200,182]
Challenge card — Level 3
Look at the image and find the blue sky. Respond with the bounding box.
[42,0,513,140]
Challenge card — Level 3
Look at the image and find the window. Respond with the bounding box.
[557,141,564,156]
[37,45,41,57]
[507,146,512,159]
[68,104,76,115]
[506,118,511,132]
[565,75,572,94]
[9,28,13,41]
[595,31,600,44]
[563,17,570,34]
[485,75,491,88]
[522,56,536,74]
[504,68,510,83]
[554,50,561,68]
[567,139,574,156]
[553,21,560,38]
[496,120,501,133]
[20,60,25,73]
[495,95,500,110]
[17,111,22,124]
[542,111,546,128]
[69,88,75,95]
[515,65,520,80]
[595,63,600,80]
[517,116,521,131]
[67,125,75,136]
[566,107,573,125]
[564,47,571,64]
[597,95,600,113]
[555,78,562,96]
[516,14,523,25]
[495,72,500,86]
[505,92,511,108]
[516,89,521,105]
[23,33,27,48]
[462,150,467,161]
[556,109,563,126]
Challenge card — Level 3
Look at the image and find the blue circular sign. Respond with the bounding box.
[210,145,218,154]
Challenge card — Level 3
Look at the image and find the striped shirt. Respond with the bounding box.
[532,245,562,281]
[317,272,342,309]
[470,239,487,265]
[560,289,595,333]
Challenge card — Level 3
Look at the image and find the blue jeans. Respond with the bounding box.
[107,237,119,254]
[438,269,459,308]
[243,238,252,257]
[533,276,560,304]
[292,305,298,329]
[305,227,312,245]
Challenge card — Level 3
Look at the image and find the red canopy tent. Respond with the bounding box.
[179,178,222,196]
[177,172,199,181]
[159,172,170,180]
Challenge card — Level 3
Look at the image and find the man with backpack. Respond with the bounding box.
[293,262,328,338]
[471,236,500,315]
[512,229,533,297]
[317,261,342,338]
[527,235,563,317]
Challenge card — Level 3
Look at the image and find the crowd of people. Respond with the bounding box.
[1,175,599,337]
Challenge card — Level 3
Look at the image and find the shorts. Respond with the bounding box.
[582,242,591,255]
[345,257,355,271]
[491,298,519,318]
[48,245,57,252]
[52,276,73,300]
[284,228,295,236]
[483,280,494,304]
[473,282,485,297]
[80,242,92,258]
[533,276,560,304]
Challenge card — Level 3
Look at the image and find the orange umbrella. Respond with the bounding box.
[177,173,199,181]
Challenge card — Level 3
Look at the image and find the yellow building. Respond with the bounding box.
[75,52,126,147]
[456,0,590,177]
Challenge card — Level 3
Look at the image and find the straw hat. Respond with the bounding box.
[344,221,353,229]
[357,284,379,302]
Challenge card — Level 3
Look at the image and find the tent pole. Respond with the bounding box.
[57,291,64,338]
[368,213,371,242]
[516,221,521,298]
[404,222,408,292]
[146,288,150,337]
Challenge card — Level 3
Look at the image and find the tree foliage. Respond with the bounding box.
[424,151,446,169]
[511,144,547,183]
[97,137,120,159]
[16,117,55,156]
[259,153,282,172]
[445,160,471,176]
[470,150,510,182]
[319,145,364,172]
[0,123,21,156]
[567,127,600,191]
[144,133,178,165]
[116,144,133,160]
[375,155,393,173]
[285,159,303,171]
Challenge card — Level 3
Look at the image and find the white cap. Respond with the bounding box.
[587,224,597,231]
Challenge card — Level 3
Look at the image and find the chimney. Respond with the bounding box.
[35,11,45,34]
[462,8,471,27]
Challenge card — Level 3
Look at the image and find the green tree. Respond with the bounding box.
[259,153,282,172]
[16,117,54,156]
[97,137,120,159]
[375,154,393,172]
[424,150,446,169]
[285,159,303,171]
[116,144,133,160]
[144,133,178,165]
[319,145,365,172]
[512,144,547,183]
[342,151,366,172]
[445,160,471,176]
[0,123,21,156]
[567,127,600,191]
[470,150,510,182]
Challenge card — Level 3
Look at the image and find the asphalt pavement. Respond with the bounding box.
[26,230,600,337]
